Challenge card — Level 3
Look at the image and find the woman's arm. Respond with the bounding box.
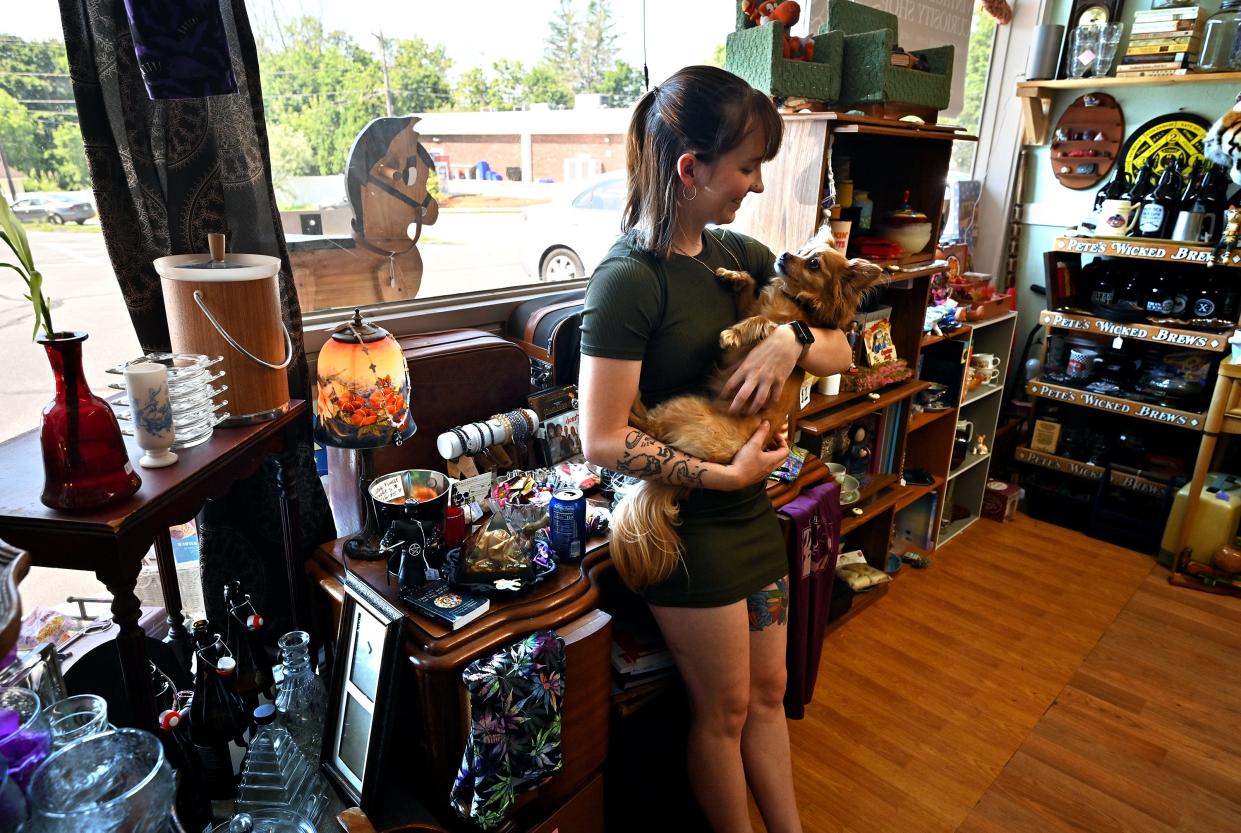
[579,355,788,490]
[720,325,852,415]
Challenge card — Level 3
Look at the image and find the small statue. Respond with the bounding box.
[1213,205,1240,266]
[972,433,989,456]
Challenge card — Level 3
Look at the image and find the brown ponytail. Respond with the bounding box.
[622,66,782,259]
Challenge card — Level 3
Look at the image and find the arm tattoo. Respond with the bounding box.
[616,430,708,488]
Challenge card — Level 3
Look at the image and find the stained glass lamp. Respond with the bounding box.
[314,309,415,560]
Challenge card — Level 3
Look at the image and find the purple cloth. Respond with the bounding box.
[122,0,237,99]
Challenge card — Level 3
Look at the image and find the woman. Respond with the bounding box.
[579,66,852,833]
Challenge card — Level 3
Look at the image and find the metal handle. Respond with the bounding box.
[192,290,293,370]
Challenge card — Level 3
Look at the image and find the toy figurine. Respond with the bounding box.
[845,424,873,476]
[972,434,989,456]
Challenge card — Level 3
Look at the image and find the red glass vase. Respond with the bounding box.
[38,332,141,511]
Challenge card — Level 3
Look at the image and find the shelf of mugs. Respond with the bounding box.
[1053,235,1241,267]
[1025,378,1205,429]
[1014,446,1172,496]
[962,383,1003,407]
[948,450,991,481]
[1038,309,1232,353]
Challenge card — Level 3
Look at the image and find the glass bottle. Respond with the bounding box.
[224,580,275,707]
[189,624,246,799]
[274,631,326,760]
[1138,158,1182,238]
[1094,164,1128,213]
[235,704,325,825]
[1201,0,1241,71]
[1116,267,1146,313]
[1144,268,1174,315]
[37,332,142,510]
[853,189,874,231]
[159,706,214,833]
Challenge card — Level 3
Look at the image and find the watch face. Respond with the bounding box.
[1078,4,1110,25]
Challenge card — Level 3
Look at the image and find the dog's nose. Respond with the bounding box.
[775,253,787,272]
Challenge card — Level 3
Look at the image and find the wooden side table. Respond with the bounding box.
[0,400,309,731]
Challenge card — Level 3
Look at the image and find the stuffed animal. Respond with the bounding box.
[741,0,816,61]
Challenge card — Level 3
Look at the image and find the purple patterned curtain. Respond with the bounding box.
[58,0,335,630]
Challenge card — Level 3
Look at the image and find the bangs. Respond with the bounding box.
[710,90,783,162]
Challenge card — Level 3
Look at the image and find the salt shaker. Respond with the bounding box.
[124,360,178,467]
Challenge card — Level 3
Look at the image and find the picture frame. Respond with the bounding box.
[322,572,406,813]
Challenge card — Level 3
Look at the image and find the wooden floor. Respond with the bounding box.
[783,512,1241,833]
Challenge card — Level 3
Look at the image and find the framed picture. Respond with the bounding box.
[537,406,583,467]
[322,572,405,812]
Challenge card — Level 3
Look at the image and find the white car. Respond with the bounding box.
[521,173,625,281]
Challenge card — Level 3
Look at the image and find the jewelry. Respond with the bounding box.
[483,420,496,447]
[451,426,470,456]
[683,184,697,201]
[491,412,513,443]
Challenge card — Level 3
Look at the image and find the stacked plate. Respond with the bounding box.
[109,352,230,449]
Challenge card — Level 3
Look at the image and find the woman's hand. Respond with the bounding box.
[720,324,802,415]
[723,421,789,488]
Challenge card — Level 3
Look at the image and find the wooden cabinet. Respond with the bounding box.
[733,113,977,587]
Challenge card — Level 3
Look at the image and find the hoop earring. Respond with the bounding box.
[683,184,697,201]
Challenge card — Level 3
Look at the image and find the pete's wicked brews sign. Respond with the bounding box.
[1026,381,1202,427]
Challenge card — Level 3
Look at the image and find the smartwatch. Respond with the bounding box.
[787,320,815,354]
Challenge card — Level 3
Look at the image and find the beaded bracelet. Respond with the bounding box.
[451,426,471,457]
[491,412,514,445]
[506,409,529,447]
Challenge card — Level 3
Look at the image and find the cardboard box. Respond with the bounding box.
[981,480,1020,522]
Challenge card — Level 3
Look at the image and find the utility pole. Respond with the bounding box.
[374,31,394,116]
[0,140,16,202]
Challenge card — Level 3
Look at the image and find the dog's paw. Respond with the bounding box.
[715,268,753,289]
[719,328,743,350]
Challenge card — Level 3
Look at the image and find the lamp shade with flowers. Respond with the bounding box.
[314,309,415,449]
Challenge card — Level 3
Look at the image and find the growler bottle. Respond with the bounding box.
[1094,163,1128,213]
[1144,268,1174,315]
[189,622,246,799]
[1124,157,1156,206]
[223,580,275,705]
[159,706,214,833]
[1137,159,1182,239]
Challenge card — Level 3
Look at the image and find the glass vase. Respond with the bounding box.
[38,332,141,511]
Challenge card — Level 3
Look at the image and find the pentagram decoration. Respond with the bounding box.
[1120,112,1210,183]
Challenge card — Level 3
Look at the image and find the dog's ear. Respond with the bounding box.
[846,257,887,286]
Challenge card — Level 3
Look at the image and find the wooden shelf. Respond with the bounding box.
[841,478,907,534]
[962,383,1002,406]
[968,310,1018,330]
[824,581,890,636]
[798,379,929,436]
[894,476,945,512]
[948,450,991,480]
[780,111,977,142]
[1052,235,1240,267]
[1038,309,1230,352]
[1025,379,1205,430]
[920,325,972,349]
[938,514,977,545]
[908,406,954,433]
[1014,446,1172,496]
[1016,72,1241,144]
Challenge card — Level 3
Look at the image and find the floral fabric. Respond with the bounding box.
[450,631,566,829]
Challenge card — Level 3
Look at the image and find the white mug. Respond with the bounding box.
[972,366,1000,384]
[124,361,178,468]
[1096,199,1140,237]
[972,353,1000,369]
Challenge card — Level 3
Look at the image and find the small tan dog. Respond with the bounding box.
[611,226,888,591]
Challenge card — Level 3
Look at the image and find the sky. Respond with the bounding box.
[3,1,740,86]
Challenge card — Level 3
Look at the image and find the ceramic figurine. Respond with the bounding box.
[972,434,989,456]
[124,360,177,468]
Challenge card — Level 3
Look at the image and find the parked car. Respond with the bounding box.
[9,195,96,225]
[521,173,625,281]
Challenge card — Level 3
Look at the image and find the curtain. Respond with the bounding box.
[58,0,335,631]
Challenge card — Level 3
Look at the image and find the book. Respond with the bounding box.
[1117,60,1195,72]
[1126,41,1199,55]
[1133,6,1207,21]
[402,581,490,630]
[1131,20,1200,33]
[1129,30,1203,40]
[1121,52,1193,65]
[1113,68,1192,77]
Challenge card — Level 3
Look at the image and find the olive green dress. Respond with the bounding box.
[580,229,788,607]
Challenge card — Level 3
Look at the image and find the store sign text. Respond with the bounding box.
[1060,238,1212,262]
[1029,383,1192,425]
[1042,313,1214,348]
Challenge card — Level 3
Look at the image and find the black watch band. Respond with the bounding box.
[788,320,815,347]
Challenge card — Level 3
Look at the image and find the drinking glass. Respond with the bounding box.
[1069,24,1101,78]
[25,728,174,833]
[0,755,28,832]
[1095,23,1124,76]
[47,694,109,751]
[0,686,52,790]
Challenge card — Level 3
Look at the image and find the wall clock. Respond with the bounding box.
[1061,0,1125,78]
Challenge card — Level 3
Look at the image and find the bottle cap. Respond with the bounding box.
[216,656,237,675]
[246,614,264,631]
[158,709,181,730]
[253,703,277,725]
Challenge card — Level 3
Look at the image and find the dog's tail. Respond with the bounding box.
[610,479,687,591]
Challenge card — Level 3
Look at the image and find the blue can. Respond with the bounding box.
[550,488,587,561]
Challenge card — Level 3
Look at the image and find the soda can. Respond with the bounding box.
[550,488,587,561]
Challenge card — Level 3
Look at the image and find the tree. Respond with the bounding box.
[543,0,580,91]
[950,2,996,173]
[267,123,316,205]
[710,43,727,68]
[453,67,494,111]
[388,36,454,113]
[0,90,40,179]
[578,0,619,93]
[44,121,89,189]
[489,59,528,111]
[597,61,643,107]
[523,63,573,108]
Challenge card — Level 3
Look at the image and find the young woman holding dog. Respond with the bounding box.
[579,66,852,833]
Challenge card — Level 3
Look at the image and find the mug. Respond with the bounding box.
[1096,199,1140,237]
[1067,346,1100,380]
[972,366,1000,384]
[1172,209,1204,243]
[971,353,1000,369]
[956,419,975,443]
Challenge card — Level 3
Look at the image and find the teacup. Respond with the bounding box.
[826,462,847,482]
[971,353,1000,369]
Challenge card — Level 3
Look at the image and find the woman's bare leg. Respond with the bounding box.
[650,600,754,833]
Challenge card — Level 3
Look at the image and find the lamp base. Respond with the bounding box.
[344,446,385,561]
[344,531,386,561]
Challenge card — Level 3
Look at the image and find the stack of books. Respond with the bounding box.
[610,613,676,698]
[1118,6,1207,77]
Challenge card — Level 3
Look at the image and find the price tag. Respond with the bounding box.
[451,471,494,506]
[1112,336,1123,350]
[799,377,813,410]
[370,475,405,504]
